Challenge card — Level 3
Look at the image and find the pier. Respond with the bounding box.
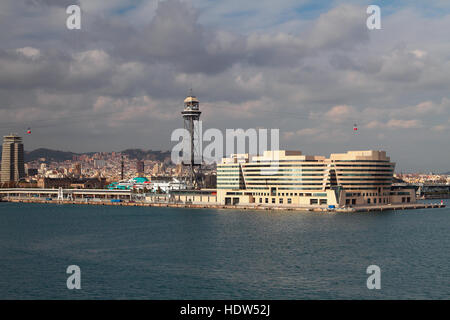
[0,188,445,212]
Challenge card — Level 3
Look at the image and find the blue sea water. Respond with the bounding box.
[0,201,449,300]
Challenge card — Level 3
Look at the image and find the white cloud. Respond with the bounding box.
[366,119,423,129]
[70,50,111,78]
[324,105,357,123]
[16,47,41,59]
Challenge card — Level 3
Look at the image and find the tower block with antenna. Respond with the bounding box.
[181,91,203,189]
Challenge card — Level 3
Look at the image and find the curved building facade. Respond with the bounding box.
[217,150,414,207]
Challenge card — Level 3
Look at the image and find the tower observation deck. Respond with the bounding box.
[181,92,203,188]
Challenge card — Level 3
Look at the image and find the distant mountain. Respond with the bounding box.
[121,149,171,162]
[24,148,79,162]
[0,148,173,163]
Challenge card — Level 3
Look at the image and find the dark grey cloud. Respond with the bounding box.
[119,0,248,74]
[0,0,449,171]
[26,0,80,7]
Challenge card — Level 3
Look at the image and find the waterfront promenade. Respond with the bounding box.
[1,192,446,213]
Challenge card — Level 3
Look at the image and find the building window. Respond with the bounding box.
[310,199,318,205]
[271,187,276,196]
[265,198,268,203]
[367,198,371,204]
[279,198,283,204]
[272,198,275,204]
[287,198,292,204]
[259,198,262,203]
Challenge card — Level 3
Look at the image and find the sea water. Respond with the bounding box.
[0,201,448,299]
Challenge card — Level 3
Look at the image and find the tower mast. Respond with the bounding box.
[181,90,202,188]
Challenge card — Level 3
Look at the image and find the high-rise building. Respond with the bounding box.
[1,134,25,183]
[152,163,160,176]
[39,163,47,174]
[136,160,145,176]
[73,163,82,177]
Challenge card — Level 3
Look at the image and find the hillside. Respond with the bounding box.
[24,148,80,162]
[121,149,171,161]
[0,148,172,162]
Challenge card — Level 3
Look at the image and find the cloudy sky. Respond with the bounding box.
[0,0,449,171]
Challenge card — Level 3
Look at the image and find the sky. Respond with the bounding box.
[0,0,449,172]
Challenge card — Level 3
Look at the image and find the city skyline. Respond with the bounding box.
[1,130,450,174]
[8,144,450,176]
[0,1,450,171]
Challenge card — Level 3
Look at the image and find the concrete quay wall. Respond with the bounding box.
[2,198,446,213]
